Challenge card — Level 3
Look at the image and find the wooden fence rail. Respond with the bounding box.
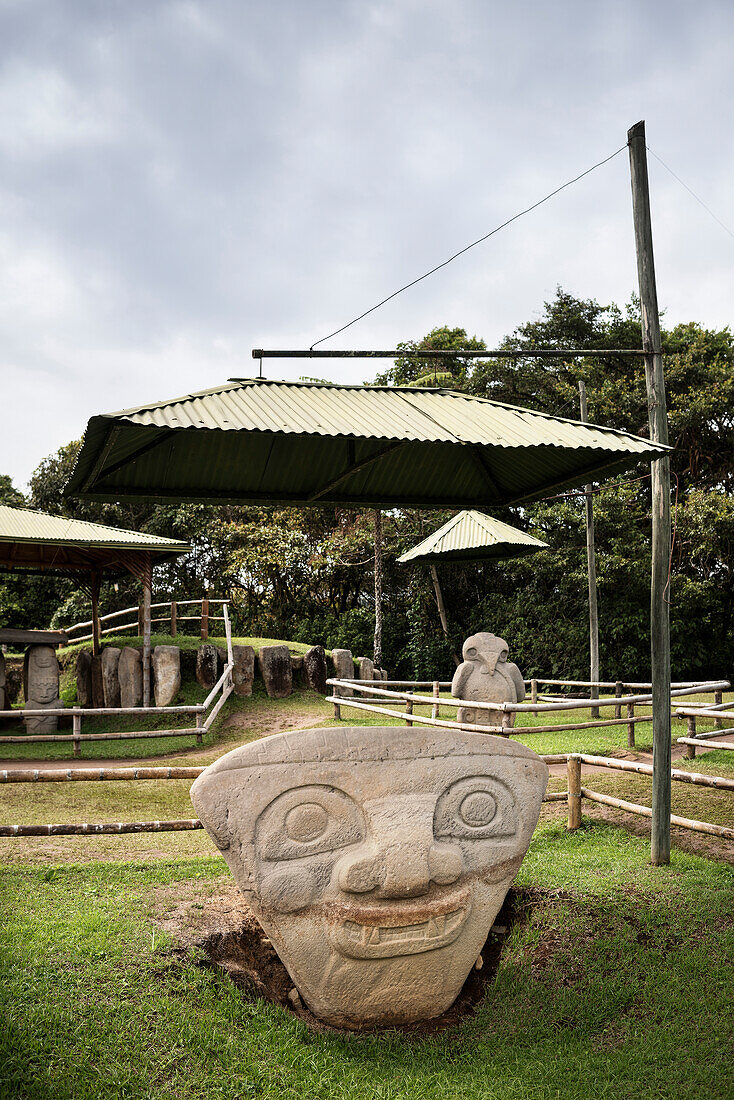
[61,597,229,644]
[566,753,734,842]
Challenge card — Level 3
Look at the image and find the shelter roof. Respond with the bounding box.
[0,504,189,576]
[398,510,548,564]
[65,378,670,509]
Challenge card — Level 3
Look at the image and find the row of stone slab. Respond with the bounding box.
[75,643,384,709]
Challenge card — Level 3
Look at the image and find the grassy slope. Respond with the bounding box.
[1,824,733,1100]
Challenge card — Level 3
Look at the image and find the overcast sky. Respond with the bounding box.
[3,0,733,489]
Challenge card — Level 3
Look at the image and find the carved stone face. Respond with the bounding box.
[462,632,508,676]
[25,645,59,704]
[191,726,547,1028]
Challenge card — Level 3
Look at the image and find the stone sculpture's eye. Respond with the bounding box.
[434,776,517,840]
[257,784,364,861]
[466,647,477,657]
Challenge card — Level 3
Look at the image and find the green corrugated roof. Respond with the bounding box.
[399,511,548,564]
[0,505,189,552]
[65,378,670,509]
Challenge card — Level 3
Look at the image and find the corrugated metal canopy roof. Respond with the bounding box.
[0,504,189,575]
[398,511,548,564]
[65,378,670,509]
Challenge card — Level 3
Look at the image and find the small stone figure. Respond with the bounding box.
[452,633,525,733]
[191,725,548,1029]
[23,644,62,733]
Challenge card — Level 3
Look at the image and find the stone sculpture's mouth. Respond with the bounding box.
[327,888,471,959]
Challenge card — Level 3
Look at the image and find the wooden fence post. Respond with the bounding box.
[715,689,723,729]
[531,678,538,716]
[626,702,636,749]
[567,755,582,831]
[686,715,697,760]
[138,603,145,636]
[170,601,177,637]
[405,698,414,727]
[432,681,440,721]
[615,681,623,720]
[200,596,209,641]
[73,713,81,758]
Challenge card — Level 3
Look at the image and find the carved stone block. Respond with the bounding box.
[331,649,354,696]
[101,647,121,708]
[75,649,93,708]
[197,644,219,690]
[452,633,526,732]
[259,645,292,698]
[153,646,181,707]
[191,725,548,1029]
[119,647,143,709]
[23,644,62,733]
[231,645,255,697]
[303,645,327,694]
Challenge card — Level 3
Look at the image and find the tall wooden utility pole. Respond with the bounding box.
[628,120,672,865]
[579,381,600,718]
[373,509,383,669]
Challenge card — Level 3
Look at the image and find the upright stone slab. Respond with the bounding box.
[91,654,105,709]
[452,633,526,732]
[23,644,62,733]
[196,644,219,690]
[259,645,292,699]
[101,647,121,708]
[119,647,143,709]
[331,649,354,697]
[191,725,548,1030]
[358,656,374,681]
[231,645,255,697]
[303,645,327,694]
[153,645,181,707]
[75,650,93,707]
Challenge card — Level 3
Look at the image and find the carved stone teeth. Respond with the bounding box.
[369,927,381,945]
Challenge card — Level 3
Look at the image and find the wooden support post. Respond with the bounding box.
[72,713,82,757]
[686,715,697,760]
[567,755,582,831]
[615,681,623,720]
[431,681,440,720]
[138,604,145,636]
[333,700,342,720]
[531,678,538,716]
[579,381,600,719]
[170,601,177,638]
[714,689,723,729]
[142,553,152,708]
[90,572,101,657]
[405,698,414,727]
[626,702,636,749]
[374,509,383,668]
[200,595,209,640]
[629,119,672,865]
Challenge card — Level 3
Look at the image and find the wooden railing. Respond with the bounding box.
[0,606,235,757]
[327,678,730,747]
[566,752,734,842]
[675,705,734,758]
[61,597,229,644]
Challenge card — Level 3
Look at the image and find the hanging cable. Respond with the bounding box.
[310,143,628,349]
[647,145,734,241]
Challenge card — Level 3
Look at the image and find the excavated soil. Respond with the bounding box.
[152,878,527,1035]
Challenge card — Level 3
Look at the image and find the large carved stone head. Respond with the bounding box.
[191,726,548,1028]
[461,632,509,676]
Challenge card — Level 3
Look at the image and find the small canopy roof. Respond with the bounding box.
[398,510,548,564]
[65,378,669,509]
[0,504,190,576]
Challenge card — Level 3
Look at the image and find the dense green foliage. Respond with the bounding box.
[3,289,732,681]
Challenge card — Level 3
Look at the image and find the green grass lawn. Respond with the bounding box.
[1,822,733,1100]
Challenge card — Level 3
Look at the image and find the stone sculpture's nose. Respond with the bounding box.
[337,796,463,899]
